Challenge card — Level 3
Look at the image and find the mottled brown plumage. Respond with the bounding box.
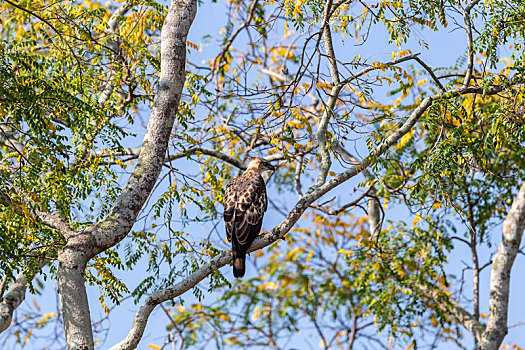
[224,157,275,278]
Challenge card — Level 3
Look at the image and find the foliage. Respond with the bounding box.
[0,0,525,349]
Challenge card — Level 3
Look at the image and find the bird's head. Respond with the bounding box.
[246,157,275,173]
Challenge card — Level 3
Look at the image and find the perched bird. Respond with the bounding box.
[224,157,275,278]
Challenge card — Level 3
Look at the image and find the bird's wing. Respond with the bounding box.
[224,177,238,242]
[233,176,266,249]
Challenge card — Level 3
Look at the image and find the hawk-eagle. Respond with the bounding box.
[224,157,275,278]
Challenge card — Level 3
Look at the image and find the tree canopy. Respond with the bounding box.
[0,0,524,349]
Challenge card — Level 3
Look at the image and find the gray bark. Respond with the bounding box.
[0,259,47,333]
[315,0,339,186]
[477,182,525,349]
[0,270,32,332]
[58,241,96,350]
[97,1,133,108]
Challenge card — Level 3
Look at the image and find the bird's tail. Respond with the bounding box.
[233,253,246,278]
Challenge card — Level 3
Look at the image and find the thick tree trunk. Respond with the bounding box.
[58,243,94,350]
[477,182,525,350]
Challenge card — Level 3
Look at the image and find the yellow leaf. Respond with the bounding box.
[219,314,231,321]
[396,129,415,149]
[149,345,161,350]
[225,336,239,345]
[252,310,262,321]
[286,246,301,260]
[412,213,421,227]
[263,282,278,291]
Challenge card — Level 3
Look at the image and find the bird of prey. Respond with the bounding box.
[224,157,275,278]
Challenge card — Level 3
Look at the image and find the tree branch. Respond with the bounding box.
[0,260,46,333]
[89,146,247,170]
[449,295,486,342]
[98,0,134,107]
[315,0,338,186]
[461,0,481,88]
[34,211,76,239]
[413,56,445,91]
[0,189,75,239]
[416,284,486,341]
[339,53,421,86]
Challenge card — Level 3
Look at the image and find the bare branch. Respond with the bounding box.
[310,184,374,215]
[322,0,340,86]
[461,0,481,88]
[34,211,76,239]
[98,0,134,107]
[315,0,339,186]
[413,56,445,91]
[89,147,247,170]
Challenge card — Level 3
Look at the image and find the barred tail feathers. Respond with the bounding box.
[230,228,246,278]
[233,254,246,278]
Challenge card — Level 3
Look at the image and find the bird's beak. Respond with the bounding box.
[267,163,276,172]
